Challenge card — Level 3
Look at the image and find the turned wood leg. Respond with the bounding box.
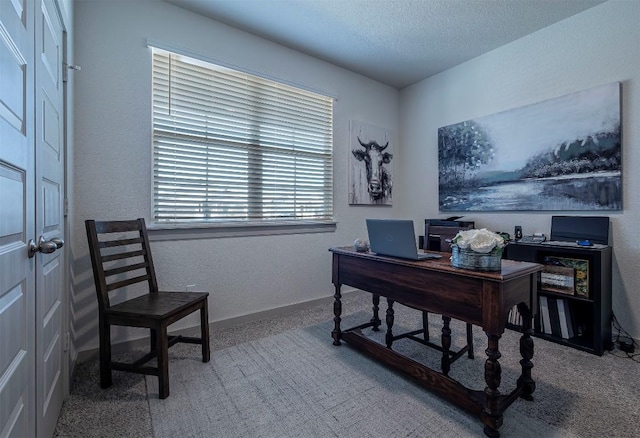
[466,323,475,359]
[441,316,452,375]
[483,333,503,437]
[385,299,395,348]
[332,284,342,346]
[371,294,381,331]
[517,302,535,400]
[422,312,430,341]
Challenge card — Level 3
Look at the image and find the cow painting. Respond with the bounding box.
[350,136,393,205]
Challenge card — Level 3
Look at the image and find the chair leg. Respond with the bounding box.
[466,323,474,359]
[200,301,211,363]
[150,327,157,355]
[99,318,113,388]
[156,324,170,399]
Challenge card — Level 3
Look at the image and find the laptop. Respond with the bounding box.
[366,219,442,260]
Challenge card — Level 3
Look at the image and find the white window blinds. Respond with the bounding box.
[152,48,334,224]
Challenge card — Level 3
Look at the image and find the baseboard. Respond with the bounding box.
[75,288,363,363]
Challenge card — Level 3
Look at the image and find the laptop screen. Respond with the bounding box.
[366,219,421,259]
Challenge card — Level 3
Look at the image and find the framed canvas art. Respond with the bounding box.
[349,121,394,205]
[438,82,621,211]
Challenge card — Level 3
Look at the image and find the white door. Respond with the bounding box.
[0,0,66,436]
[35,0,65,435]
[0,0,37,437]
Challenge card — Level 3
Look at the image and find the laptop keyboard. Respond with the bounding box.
[418,253,442,260]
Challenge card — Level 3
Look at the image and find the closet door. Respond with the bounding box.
[35,0,66,434]
[0,0,37,436]
[1,0,66,435]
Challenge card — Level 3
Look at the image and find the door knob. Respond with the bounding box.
[27,236,64,258]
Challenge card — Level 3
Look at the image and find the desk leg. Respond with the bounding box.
[466,323,475,359]
[371,294,381,331]
[332,284,342,346]
[483,333,503,437]
[441,316,452,375]
[517,303,536,400]
[422,312,430,341]
[385,299,395,348]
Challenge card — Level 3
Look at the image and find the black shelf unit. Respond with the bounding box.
[504,242,612,356]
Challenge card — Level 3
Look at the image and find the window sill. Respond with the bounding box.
[147,220,337,241]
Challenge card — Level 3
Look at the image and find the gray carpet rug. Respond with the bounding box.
[55,294,639,438]
[147,316,584,438]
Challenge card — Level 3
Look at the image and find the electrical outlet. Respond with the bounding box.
[185,284,196,292]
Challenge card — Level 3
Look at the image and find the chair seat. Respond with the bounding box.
[107,291,208,320]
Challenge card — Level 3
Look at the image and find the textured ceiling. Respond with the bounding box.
[165,0,606,89]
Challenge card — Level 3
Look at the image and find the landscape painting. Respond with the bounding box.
[438,82,621,211]
[349,121,394,205]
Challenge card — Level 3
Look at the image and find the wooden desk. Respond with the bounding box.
[329,247,542,437]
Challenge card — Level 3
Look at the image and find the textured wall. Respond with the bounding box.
[72,0,400,352]
[399,0,640,338]
[73,0,639,355]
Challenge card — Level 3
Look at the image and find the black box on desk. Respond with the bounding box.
[425,219,475,252]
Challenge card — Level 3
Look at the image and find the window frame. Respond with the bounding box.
[149,44,336,235]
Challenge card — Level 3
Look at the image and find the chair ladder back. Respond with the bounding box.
[85,218,159,309]
[137,218,159,293]
[86,219,110,309]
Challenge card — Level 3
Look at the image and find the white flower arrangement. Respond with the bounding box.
[451,228,507,254]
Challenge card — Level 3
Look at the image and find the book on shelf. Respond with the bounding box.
[539,296,551,334]
[507,305,522,328]
[539,297,577,340]
[538,296,581,340]
[563,299,575,339]
[541,264,575,295]
[543,255,590,298]
[547,297,562,337]
[557,298,570,339]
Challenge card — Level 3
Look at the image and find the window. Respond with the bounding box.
[151,48,334,225]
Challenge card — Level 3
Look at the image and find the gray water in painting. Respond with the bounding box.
[440,175,621,211]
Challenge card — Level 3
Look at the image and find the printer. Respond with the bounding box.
[424,218,475,252]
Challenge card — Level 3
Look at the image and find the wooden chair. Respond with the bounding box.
[423,223,474,360]
[389,223,474,367]
[85,218,210,399]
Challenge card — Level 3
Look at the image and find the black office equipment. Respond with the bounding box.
[550,216,609,245]
[519,233,546,244]
[425,218,475,252]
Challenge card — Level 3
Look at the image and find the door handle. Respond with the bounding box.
[27,236,64,258]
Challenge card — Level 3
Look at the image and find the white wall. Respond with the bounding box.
[399,0,640,338]
[72,0,400,351]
